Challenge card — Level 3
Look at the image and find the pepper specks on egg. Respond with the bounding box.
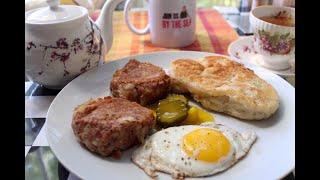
[132,123,257,178]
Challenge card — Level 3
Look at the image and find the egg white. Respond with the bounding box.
[132,122,257,178]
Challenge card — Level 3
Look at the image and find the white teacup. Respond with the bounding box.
[250,6,295,70]
[124,0,196,48]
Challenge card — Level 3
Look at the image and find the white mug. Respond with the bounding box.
[124,0,196,48]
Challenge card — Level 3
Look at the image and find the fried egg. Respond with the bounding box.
[132,122,256,179]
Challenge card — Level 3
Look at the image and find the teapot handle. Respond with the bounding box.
[124,0,150,35]
[95,0,124,53]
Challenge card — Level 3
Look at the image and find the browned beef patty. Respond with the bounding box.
[110,59,170,106]
[71,96,155,157]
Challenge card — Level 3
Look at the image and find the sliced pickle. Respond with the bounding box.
[156,99,188,127]
[166,94,188,104]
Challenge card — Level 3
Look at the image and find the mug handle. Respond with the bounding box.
[124,0,150,35]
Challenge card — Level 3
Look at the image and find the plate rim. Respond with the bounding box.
[46,50,295,179]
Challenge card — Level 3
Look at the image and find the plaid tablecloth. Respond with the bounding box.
[105,8,239,61]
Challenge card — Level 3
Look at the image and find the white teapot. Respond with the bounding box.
[25,0,124,89]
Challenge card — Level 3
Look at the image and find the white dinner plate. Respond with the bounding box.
[46,51,295,180]
[228,36,295,77]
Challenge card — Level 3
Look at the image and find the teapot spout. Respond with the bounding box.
[95,0,124,53]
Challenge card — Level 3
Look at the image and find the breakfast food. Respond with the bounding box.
[149,94,214,128]
[181,106,214,125]
[71,96,155,157]
[170,56,279,120]
[165,94,188,104]
[132,122,256,178]
[156,95,189,128]
[110,59,170,106]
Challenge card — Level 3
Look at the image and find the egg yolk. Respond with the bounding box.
[182,128,231,163]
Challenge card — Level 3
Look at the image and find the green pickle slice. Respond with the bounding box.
[166,94,188,104]
[156,99,188,127]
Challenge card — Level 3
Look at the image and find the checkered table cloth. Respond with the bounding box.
[25,9,294,180]
[25,82,80,180]
[104,9,239,61]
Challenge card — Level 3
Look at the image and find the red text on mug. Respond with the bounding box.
[161,6,192,29]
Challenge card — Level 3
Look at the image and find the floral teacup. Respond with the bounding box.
[250,6,295,70]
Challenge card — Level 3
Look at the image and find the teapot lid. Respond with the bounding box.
[26,0,87,24]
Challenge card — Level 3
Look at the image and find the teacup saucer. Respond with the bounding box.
[228,36,295,77]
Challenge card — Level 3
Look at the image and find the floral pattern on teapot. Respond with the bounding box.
[26,21,103,78]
